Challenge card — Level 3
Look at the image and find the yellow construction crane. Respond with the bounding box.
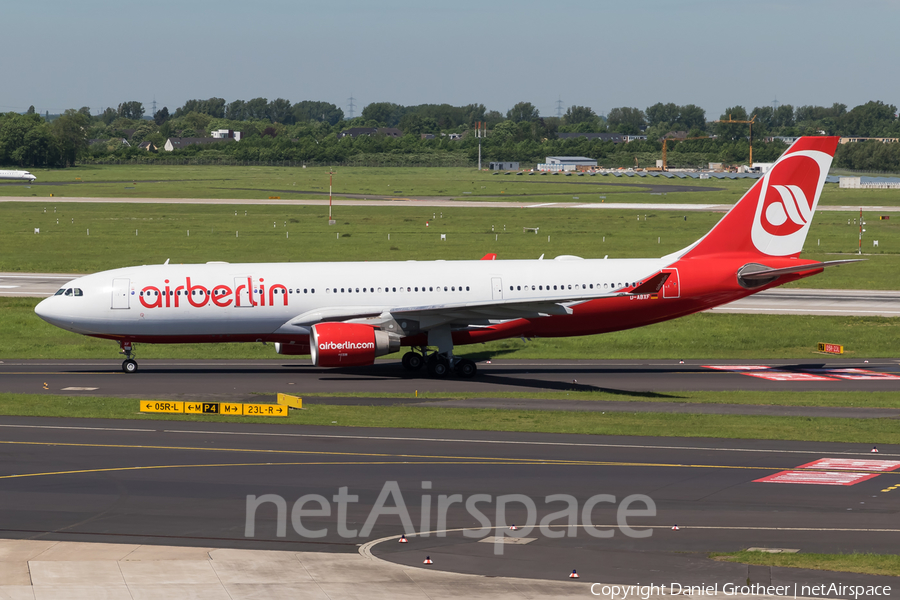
[660,136,709,171]
[713,114,757,165]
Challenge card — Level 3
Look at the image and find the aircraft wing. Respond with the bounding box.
[279,271,670,334]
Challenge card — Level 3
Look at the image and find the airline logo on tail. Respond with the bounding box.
[751,148,833,256]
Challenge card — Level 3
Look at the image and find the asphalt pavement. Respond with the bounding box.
[0,417,896,597]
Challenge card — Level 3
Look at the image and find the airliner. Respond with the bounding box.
[35,137,856,377]
[0,170,36,181]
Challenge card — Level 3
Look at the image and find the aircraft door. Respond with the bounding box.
[491,277,503,300]
[234,277,256,308]
[111,278,130,309]
[661,268,680,298]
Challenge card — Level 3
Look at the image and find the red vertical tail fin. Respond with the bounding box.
[681,136,839,259]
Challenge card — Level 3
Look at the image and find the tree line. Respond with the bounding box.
[2,98,899,171]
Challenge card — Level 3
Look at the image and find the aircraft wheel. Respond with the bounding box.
[402,352,424,371]
[455,359,477,378]
[122,359,138,374]
[427,358,450,378]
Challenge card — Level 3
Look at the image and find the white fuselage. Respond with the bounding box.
[35,257,671,340]
[0,170,36,181]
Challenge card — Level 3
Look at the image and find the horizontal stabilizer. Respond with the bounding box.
[739,259,864,280]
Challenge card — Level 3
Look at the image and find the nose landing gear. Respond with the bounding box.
[119,341,138,373]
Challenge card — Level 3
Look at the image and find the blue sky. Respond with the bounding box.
[4,0,897,120]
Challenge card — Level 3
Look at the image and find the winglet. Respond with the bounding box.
[481,253,497,260]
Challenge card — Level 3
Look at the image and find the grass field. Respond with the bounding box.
[0,200,897,288]
[1,164,899,206]
[0,393,898,444]
[0,164,742,204]
[714,551,900,578]
[3,296,897,360]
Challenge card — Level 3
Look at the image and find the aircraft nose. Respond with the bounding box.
[34,296,64,326]
[34,297,52,320]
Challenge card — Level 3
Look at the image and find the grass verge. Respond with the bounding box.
[6,296,900,359]
[302,390,900,408]
[2,394,899,444]
[713,551,900,578]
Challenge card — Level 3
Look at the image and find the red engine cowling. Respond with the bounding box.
[310,323,400,367]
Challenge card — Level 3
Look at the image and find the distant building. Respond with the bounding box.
[623,135,647,142]
[489,161,519,171]
[558,132,624,143]
[545,156,598,167]
[840,137,899,144]
[840,176,900,189]
[539,156,597,172]
[163,137,229,152]
[89,137,130,147]
[420,133,435,140]
[768,136,801,145]
[137,141,156,152]
[211,129,242,141]
[339,127,403,139]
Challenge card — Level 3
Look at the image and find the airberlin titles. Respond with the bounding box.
[138,276,288,309]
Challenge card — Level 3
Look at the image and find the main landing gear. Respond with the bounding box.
[401,347,477,378]
[119,340,138,373]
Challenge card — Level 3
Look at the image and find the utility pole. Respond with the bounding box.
[556,97,564,119]
[328,169,336,225]
[859,208,865,255]
[347,94,356,120]
[476,122,483,170]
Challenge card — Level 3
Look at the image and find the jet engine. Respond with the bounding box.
[274,342,310,355]
[310,322,400,367]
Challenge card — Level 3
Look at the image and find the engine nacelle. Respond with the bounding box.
[274,342,310,355]
[310,323,400,367]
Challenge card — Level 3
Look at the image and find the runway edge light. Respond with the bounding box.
[569,570,579,579]
[277,393,302,409]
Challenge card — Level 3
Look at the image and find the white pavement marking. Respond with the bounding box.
[0,424,156,432]
[0,422,888,457]
[159,429,895,457]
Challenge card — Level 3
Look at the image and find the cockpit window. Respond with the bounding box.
[73,288,83,296]
[54,289,66,296]
[64,289,73,296]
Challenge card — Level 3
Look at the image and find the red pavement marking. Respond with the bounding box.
[797,458,900,472]
[755,471,880,486]
[740,371,837,381]
[813,368,900,381]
